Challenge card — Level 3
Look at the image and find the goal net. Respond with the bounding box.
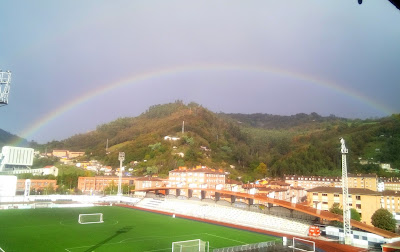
[289,237,315,252]
[172,239,209,252]
[78,213,104,224]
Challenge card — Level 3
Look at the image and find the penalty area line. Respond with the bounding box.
[118,232,207,244]
[204,233,247,244]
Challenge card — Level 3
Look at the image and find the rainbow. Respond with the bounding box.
[12,63,395,144]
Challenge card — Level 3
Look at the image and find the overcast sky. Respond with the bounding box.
[1,1,399,144]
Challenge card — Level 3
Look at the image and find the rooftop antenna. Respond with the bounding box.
[340,137,352,245]
[0,70,12,107]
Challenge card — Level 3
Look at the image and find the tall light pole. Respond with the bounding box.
[117,152,125,196]
[340,138,352,245]
[0,70,12,107]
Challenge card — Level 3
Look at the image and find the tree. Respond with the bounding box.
[104,180,117,195]
[329,203,342,215]
[329,203,361,226]
[46,184,56,195]
[371,208,396,232]
[254,162,268,179]
[122,183,133,195]
[350,208,361,222]
[146,166,158,175]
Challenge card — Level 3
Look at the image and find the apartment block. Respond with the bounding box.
[285,174,378,191]
[307,187,400,225]
[168,166,225,189]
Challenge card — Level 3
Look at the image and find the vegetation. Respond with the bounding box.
[32,156,59,168]
[2,102,400,183]
[0,128,29,147]
[371,208,397,232]
[329,203,361,227]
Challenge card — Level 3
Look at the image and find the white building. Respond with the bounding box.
[0,146,34,171]
[163,136,180,141]
[0,175,17,197]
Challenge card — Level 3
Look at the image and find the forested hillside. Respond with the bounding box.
[6,101,400,182]
[0,129,28,148]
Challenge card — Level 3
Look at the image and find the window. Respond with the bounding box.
[322,193,328,196]
[313,193,318,196]
[356,204,361,209]
[356,196,361,200]
[334,194,339,197]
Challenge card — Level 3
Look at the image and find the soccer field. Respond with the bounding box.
[0,206,281,251]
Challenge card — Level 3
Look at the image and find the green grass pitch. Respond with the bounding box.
[0,206,281,251]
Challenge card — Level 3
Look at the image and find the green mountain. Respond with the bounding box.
[33,102,400,181]
[0,128,28,148]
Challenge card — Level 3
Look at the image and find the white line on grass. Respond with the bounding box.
[142,248,172,252]
[118,236,169,244]
[204,233,247,244]
[118,233,207,244]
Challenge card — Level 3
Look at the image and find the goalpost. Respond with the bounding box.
[172,239,209,252]
[290,237,315,252]
[78,213,104,224]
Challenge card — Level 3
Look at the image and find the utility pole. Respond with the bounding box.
[340,138,352,245]
[117,152,125,196]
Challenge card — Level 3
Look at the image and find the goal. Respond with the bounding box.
[172,239,209,252]
[78,213,104,224]
[289,237,315,252]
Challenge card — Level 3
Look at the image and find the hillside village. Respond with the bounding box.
[2,142,400,228]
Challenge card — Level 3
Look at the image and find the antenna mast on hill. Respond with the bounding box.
[340,138,352,245]
[0,70,12,107]
[182,121,185,134]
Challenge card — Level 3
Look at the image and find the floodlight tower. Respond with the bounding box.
[117,152,125,196]
[340,138,352,245]
[0,70,12,107]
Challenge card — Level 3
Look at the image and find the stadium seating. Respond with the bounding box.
[135,197,311,236]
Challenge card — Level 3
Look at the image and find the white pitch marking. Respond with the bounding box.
[204,233,247,244]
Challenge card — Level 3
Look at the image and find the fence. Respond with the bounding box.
[213,241,276,252]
